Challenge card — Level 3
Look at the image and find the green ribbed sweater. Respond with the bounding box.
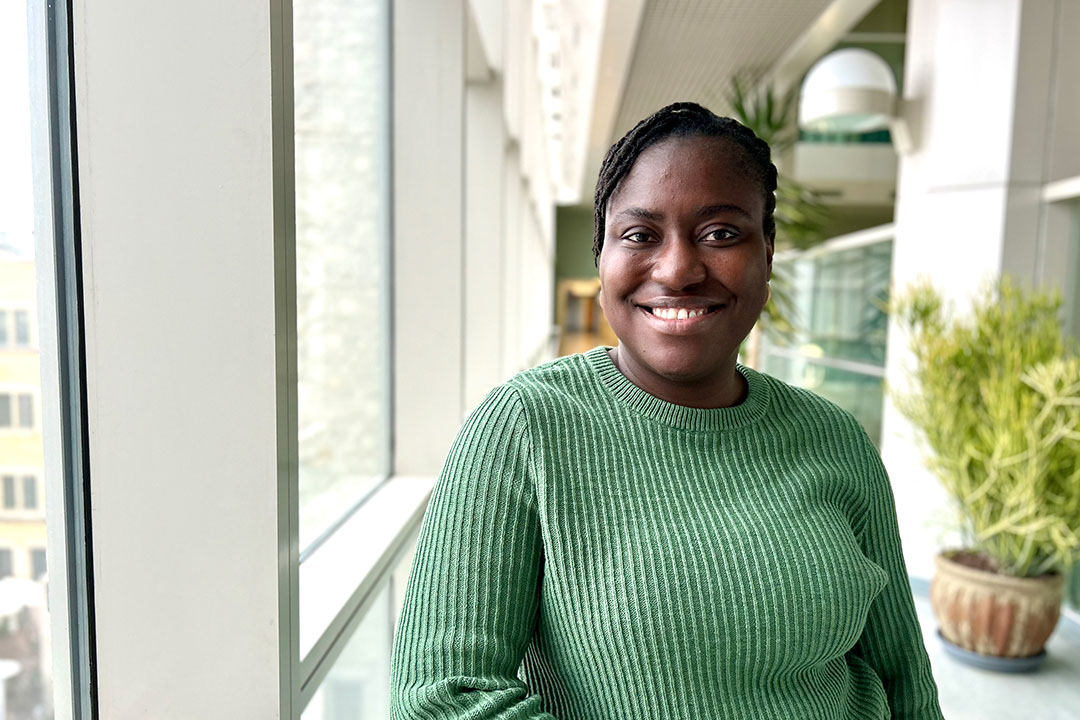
[390,347,944,719]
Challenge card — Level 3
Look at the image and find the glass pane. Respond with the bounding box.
[293,0,391,550]
[302,583,391,720]
[777,240,892,367]
[763,354,885,446]
[0,2,56,716]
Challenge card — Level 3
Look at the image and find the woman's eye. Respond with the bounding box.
[704,228,738,242]
[625,232,652,243]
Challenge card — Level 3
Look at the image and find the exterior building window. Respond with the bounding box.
[0,550,12,580]
[31,548,46,580]
[1,476,14,509]
[0,394,10,427]
[0,310,7,345]
[18,393,33,428]
[14,309,30,346]
[23,475,37,510]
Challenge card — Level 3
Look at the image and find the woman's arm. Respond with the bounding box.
[852,431,946,720]
[390,384,558,720]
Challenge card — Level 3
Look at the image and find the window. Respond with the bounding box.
[759,228,893,444]
[0,550,12,580]
[0,394,10,427]
[15,309,30,346]
[291,0,394,708]
[31,548,47,580]
[18,392,34,428]
[0,310,7,345]
[294,0,392,553]
[23,475,37,510]
[302,582,391,719]
[2,475,14,509]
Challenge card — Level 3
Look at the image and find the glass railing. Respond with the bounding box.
[760,224,893,445]
[798,128,892,144]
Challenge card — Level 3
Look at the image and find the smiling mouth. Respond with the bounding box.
[638,304,725,320]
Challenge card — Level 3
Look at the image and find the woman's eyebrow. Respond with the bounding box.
[614,207,664,222]
[697,204,750,219]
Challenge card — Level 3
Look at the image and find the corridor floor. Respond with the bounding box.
[912,586,1080,719]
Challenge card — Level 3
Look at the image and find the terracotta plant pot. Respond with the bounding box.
[930,550,1064,658]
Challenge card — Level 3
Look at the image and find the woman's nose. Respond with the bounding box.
[652,238,706,289]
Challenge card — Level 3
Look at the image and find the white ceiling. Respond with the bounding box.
[612,0,835,139]
[573,0,881,203]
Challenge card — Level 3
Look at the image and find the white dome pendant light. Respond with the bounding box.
[799,48,914,152]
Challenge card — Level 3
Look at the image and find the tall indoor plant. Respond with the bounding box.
[893,278,1080,664]
[724,77,829,358]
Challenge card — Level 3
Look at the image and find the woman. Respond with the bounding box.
[390,102,944,720]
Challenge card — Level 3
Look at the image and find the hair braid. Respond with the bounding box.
[592,101,777,265]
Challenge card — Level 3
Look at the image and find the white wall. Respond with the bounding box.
[391,0,467,476]
[394,0,559,475]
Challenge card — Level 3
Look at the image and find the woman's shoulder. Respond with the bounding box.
[504,350,599,399]
[464,352,596,422]
[749,367,868,440]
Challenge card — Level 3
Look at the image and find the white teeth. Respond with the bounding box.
[650,307,708,320]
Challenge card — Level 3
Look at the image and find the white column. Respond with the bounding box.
[464,77,509,413]
[392,0,466,475]
[882,0,1065,578]
[73,0,289,716]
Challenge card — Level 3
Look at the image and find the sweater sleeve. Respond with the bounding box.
[852,432,945,720]
[389,384,557,720]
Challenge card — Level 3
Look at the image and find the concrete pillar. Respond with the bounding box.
[882,0,1066,579]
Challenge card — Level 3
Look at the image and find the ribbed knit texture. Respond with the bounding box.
[390,347,944,719]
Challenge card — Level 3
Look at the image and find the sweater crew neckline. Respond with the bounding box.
[583,346,772,432]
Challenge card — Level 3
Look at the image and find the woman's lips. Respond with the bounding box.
[636,304,726,330]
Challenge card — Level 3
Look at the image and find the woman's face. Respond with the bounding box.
[598,135,773,399]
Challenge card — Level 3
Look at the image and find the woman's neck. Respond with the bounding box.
[608,346,747,409]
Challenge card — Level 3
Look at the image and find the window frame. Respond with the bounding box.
[275,0,419,712]
[35,0,98,716]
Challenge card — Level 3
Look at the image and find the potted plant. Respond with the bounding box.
[892,278,1080,668]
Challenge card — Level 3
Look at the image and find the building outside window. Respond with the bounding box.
[23,475,37,511]
[30,548,46,582]
[0,395,10,428]
[0,550,12,580]
[30,548,46,581]
[0,310,7,346]
[2,475,14,510]
[17,393,33,429]
[14,310,29,347]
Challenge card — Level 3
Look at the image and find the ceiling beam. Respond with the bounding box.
[575,0,647,205]
[762,0,882,96]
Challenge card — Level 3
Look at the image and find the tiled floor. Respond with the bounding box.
[912,588,1080,719]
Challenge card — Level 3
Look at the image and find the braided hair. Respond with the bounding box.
[592,101,777,264]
